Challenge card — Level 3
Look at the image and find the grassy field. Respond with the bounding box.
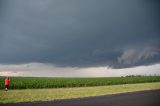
[0,82,160,103]
[0,76,160,89]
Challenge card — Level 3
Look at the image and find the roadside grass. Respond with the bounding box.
[0,82,160,103]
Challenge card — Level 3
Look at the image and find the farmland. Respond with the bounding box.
[0,76,160,89]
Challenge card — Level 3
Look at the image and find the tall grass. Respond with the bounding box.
[0,76,160,89]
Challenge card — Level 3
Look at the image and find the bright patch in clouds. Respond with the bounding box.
[0,71,22,76]
[0,63,160,77]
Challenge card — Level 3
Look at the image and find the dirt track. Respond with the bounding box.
[1,90,160,106]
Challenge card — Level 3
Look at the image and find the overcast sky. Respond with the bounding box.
[0,0,160,77]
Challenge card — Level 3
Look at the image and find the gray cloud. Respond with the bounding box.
[118,47,160,65]
[0,0,160,68]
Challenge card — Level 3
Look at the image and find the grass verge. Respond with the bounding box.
[0,82,160,103]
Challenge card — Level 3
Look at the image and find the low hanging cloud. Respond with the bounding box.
[118,47,160,65]
[0,0,160,68]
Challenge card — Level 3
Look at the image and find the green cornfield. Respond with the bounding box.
[0,76,160,89]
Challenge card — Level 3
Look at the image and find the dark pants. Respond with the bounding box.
[5,85,9,89]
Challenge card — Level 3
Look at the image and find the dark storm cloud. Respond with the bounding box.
[0,0,160,68]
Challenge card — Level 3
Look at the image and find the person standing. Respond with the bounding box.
[5,77,10,91]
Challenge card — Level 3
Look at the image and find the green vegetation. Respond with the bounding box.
[0,76,160,89]
[0,82,160,103]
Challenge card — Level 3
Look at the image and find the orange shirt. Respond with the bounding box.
[5,79,10,85]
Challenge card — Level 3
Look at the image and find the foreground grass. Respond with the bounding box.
[0,82,160,103]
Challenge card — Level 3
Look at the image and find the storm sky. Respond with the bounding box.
[0,0,160,77]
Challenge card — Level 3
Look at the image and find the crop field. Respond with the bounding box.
[0,76,160,89]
